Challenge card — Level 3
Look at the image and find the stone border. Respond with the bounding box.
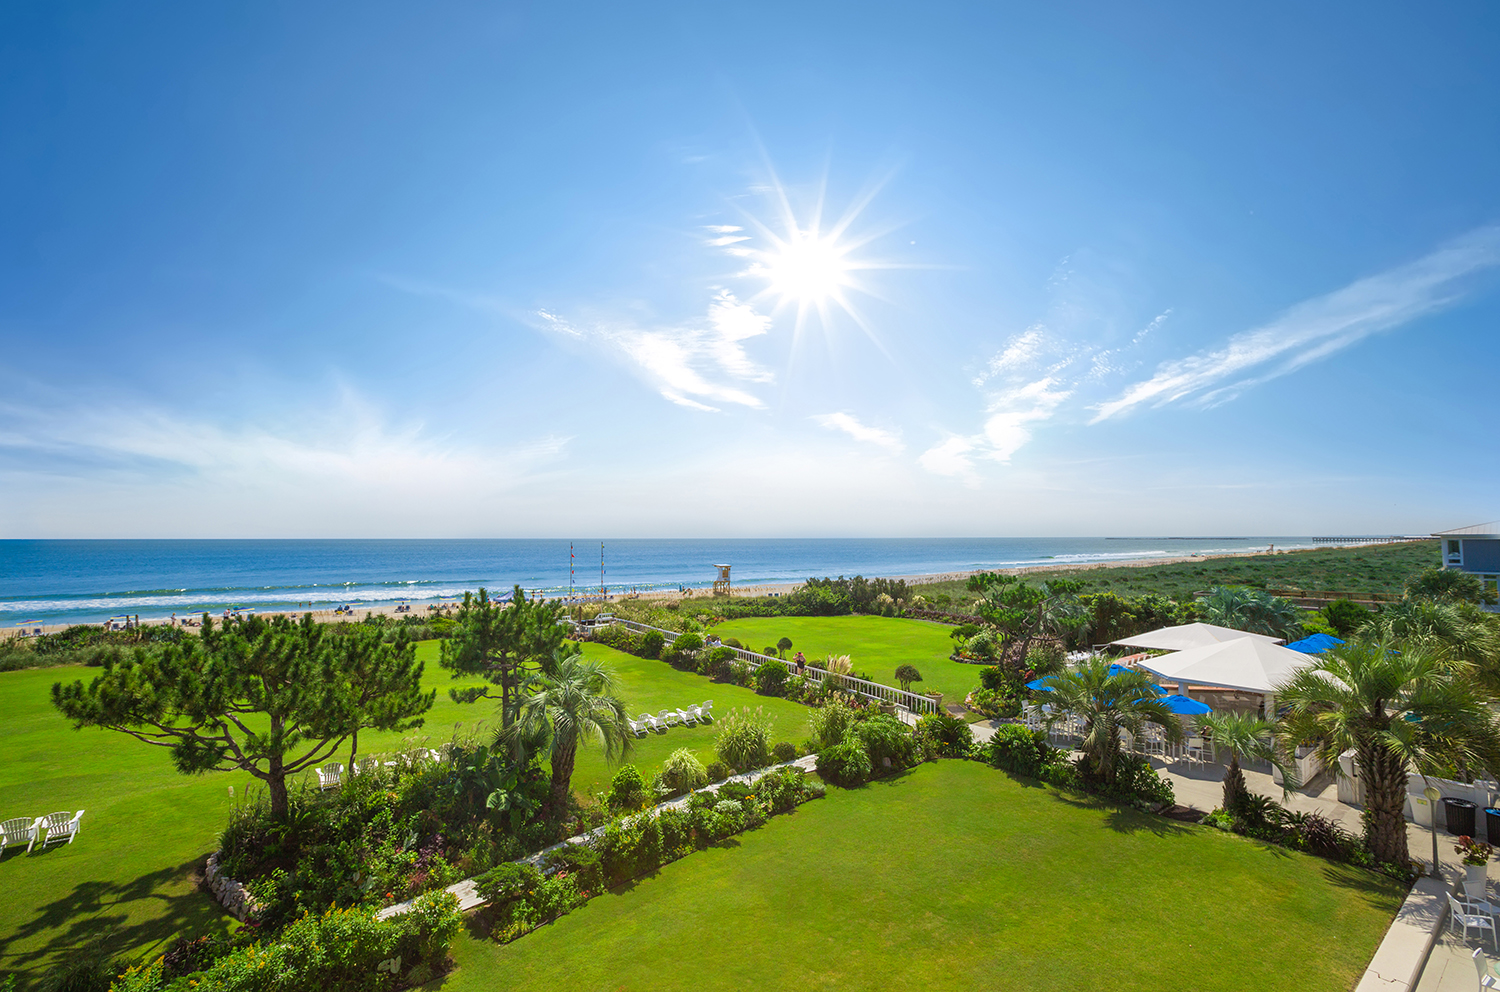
[204,851,261,921]
[1354,874,1448,992]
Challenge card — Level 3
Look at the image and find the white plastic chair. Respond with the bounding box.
[37,810,84,849]
[659,709,680,728]
[1,817,40,855]
[316,763,344,791]
[1474,948,1499,990]
[1451,894,1497,949]
[700,700,713,720]
[676,707,698,726]
[628,717,647,737]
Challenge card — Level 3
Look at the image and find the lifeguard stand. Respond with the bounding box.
[712,564,732,597]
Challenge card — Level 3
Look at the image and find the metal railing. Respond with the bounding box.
[602,618,940,715]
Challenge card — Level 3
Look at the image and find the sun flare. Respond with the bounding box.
[758,230,852,305]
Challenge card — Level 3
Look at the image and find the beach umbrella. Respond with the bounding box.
[1025,677,1054,692]
[1110,622,1286,651]
[1138,637,1314,695]
[1283,633,1345,654]
[1158,693,1212,715]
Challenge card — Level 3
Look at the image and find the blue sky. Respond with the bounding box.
[2,2,1497,538]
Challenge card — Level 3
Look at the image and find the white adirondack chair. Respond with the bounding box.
[628,717,646,738]
[675,707,697,726]
[698,700,713,721]
[659,709,680,728]
[316,763,344,791]
[355,757,381,777]
[37,810,84,849]
[1,817,41,855]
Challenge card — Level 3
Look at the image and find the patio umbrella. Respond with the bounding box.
[1110,622,1285,651]
[1283,633,1345,654]
[1025,677,1054,692]
[1158,693,1212,715]
[1138,637,1314,695]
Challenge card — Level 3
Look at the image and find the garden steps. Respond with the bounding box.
[376,753,819,920]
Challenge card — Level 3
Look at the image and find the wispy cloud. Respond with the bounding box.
[536,291,773,412]
[812,412,904,453]
[1091,228,1500,422]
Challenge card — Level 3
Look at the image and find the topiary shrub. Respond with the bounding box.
[715,706,773,771]
[894,663,923,691]
[640,630,666,659]
[659,748,708,795]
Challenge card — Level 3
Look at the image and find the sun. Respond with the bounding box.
[758,229,853,305]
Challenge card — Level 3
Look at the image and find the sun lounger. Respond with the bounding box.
[37,810,84,849]
[1,817,41,855]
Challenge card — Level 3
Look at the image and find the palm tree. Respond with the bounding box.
[512,649,633,814]
[1275,638,1500,865]
[1041,658,1184,785]
[1202,586,1304,641]
[1195,711,1294,813]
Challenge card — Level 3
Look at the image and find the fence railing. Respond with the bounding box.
[602,618,940,715]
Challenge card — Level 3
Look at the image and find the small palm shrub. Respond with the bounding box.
[715,706,774,771]
[913,712,973,758]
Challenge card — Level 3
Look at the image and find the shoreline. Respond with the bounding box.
[0,541,1391,641]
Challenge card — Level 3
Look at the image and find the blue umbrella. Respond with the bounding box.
[1284,633,1345,654]
[1159,693,1212,715]
[1025,677,1054,692]
[1108,663,1168,694]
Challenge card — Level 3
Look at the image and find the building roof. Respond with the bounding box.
[1110,622,1284,651]
[1137,637,1314,694]
[1433,521,1500,537]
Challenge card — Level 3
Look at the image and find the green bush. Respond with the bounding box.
[474,862,543,904]
[772,741,798,763]
[606,765,648,812]
[659,748,708,794]
[714,707,774,771]
[913,712,973,758]
[853,714,918,773]
[816,737,873,786]
[753,659,790,695]
[984,724,1061,778]
[640,630,666,659]
[673,632,705,655]
[806,702,855,750]
[704,760,730,782]
[894,663,923,691]
[751,765,823,813]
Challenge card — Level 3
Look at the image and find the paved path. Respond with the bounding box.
[376,754,818,919]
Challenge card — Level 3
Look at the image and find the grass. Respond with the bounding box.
[911,540,1441,608]
[429,760,1404,992]
[710,614,984,704]
[0,638,816,986]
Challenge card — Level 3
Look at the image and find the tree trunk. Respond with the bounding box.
[349,726,359,772]
[268,758,289,821]
[549,735,578,813]
[1222,756,1246,813]
[1360,744,1410,865]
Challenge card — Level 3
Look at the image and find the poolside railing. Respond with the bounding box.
[601,618,940,715]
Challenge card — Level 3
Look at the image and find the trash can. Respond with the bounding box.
[1485,807,1500,842]
[1443,797,1478,836]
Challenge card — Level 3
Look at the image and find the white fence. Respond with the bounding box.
[599,618,940,715]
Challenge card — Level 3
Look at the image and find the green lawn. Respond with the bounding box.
[710,614,984,704]
[432,760,1404,992]
[0,639,816,985]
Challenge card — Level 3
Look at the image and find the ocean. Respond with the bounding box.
[0,537,1320,627]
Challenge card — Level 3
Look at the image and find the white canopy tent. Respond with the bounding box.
[1110,622,1284,652]
[1136,637,1314,695]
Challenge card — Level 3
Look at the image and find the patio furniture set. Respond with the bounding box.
[630,700,713,737]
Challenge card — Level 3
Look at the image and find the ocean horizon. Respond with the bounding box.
[0,536,1352,627]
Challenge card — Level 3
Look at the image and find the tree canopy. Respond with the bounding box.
[51,614,433,820]
[440,586,571,728]
[965,573,1086,663]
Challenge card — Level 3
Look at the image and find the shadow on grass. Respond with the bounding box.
[0,855,232,981]
[1318,861,1411,912]
[1043,789,1201,838]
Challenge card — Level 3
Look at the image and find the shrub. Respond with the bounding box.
[1024,642,1065,676]
[816,737,872,786]
[673,632,705,655]
[912,712,973,758]
[704,760,730,782]
[894,663,923,691]
[659,749,709,794]
[640,630,666,659]
[590,625,641,654]
[715,707,774,771]
[806,703,854,750]
[753,659,790,695]
[1097,753,1175,808]
[853,714,918,773]
[1322,599,1373,638]
[491,873,583,943]
[752,765,822,813]
[772,741,798,763]
[984,724,1060,778]
[728,659,755,687]
[474,862,544,904]
[961,631,999,660]
[606,765,649,812]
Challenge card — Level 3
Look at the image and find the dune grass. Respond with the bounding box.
[431,759,1404,992]
[710,614,983,704]
[0,638,815,985]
